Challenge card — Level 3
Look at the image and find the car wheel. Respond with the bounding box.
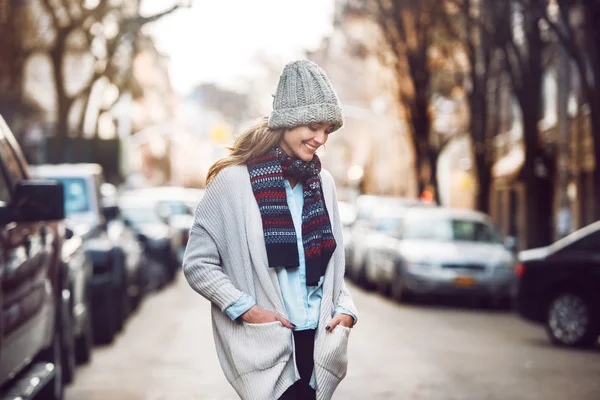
[391,265,412,303]
[93,291,117,345]
[344,248,354,277]
[545,292,598,347]
[75,302,93,365]
[115,282,131,332]
[357,261,374,290]
[374,263,390,296]
[60,289,76,384]
[376,279,390,296]
[38,326,64,400]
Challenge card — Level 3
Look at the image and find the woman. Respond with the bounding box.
[183,60,358,400]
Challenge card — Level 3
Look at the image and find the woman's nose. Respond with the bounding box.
[314,130,326,144]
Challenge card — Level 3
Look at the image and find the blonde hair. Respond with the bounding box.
[206,117,285,184]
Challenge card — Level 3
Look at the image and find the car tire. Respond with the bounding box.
[38,324,65,400]
[344,248,354,278]
[115,282,131,332]
[75,307,93,365]
[545,291,598,348]
[93,292,117,345]
[357,262,374,290]
[60,290,76,385]
[377,279,390,296]
[391,265,413,303]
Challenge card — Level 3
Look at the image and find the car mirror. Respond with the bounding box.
[0,180,65,224]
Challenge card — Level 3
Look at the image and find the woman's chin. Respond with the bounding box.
[300,153,314,162]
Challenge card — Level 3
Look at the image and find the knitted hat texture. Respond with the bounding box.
[268,60,344,132]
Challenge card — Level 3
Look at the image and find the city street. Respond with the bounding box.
[66,274,600,400]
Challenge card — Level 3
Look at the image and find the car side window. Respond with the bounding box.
[373,217,403,238]
[567,231,600,253]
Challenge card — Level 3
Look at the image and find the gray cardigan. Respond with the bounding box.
[182,165,358,400]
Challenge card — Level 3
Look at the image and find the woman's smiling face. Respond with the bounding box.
[279,122,333,162]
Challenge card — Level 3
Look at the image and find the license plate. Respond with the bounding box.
[453,276,476,287]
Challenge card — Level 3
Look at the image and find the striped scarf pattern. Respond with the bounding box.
[247,146,337,286]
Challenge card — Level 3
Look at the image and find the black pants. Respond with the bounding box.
[279,329,317,400]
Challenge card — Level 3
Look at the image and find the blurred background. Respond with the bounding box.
[0,0,599,399]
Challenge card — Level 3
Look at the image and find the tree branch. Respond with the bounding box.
[134,4,183,26]
[502,46,523,100]
[39,0,61,33]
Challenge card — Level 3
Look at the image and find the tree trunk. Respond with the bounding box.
[474,152,491,213]
[521,108,555,249]
[589,109,600,222]
[49,35,70,164]
[582,2,600,222]
[428,148,441,204]
[410,87,433,198]
[470,72,491,213]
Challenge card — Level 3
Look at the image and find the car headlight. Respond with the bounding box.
[494,260,517,273]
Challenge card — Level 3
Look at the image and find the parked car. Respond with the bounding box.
[338,200,357,267]
[100,183,168,294]
[31,164,140,344]
[369,207,517,305]
[61,227,95,375]
[516,221,600,348]
[122,186,204,263]
[345,195,426,285]
[0,115,69,400]
[99,184,147,309]
[118,192,180,283]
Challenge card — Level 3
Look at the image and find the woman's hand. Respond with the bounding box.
[241,305,295,329]
[325,314,354,332]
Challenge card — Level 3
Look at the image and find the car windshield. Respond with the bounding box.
[120,206,162,225]
[372,216,403,237]
[158,200,190,216]
[403,217,501,243]
[50,177,90,216]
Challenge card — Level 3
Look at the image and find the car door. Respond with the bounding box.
[563,230,600,303]
[0,129,54,381]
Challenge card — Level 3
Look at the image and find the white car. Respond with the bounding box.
[366,207,517,305]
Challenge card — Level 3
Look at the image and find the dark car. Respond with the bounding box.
[31,164,142,345]
[0,115,69,400]
[516,221,600,348]
[61,228,94,367]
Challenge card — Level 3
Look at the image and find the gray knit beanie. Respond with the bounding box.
[268,60,344,133]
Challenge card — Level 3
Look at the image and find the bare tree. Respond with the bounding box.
[493,0,555,248]
[0,2,44,131]
[444,0,502,213]
[373,0,456,203]
[543,0,600,221]
[38,0,186,162]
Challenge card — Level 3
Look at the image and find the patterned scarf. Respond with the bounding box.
[247,146,337,286]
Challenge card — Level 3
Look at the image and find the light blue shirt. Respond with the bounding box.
[226,179,356,328]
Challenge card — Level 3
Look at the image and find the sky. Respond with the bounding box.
[141,0,336,95]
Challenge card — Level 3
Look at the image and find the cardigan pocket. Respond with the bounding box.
[231,321,293,376]
[315,325,351,379]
